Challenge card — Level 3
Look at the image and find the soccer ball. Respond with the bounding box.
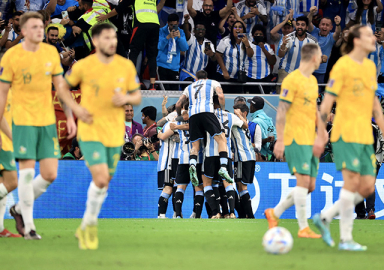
[262,227,293,254]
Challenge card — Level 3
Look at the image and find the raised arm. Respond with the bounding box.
[157,0,166,13]
[333,16,342,41]
[377,0,383,13]
[270,10,292,41]
[215,86,225,110]
[187,0,197,18]
[183,14,192,40]
[44,0,57,17]
[307,6,317,33]
[176,94,188,115]
[219,0,233,18]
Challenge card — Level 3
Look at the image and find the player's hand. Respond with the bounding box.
[112,92,128,107]
[234,108,242,117]
[96,14,108,22]
[72,26,82,36]
[170,123,178,131]
[66,117,77,139]
[273,139,284,160]
[223,71,230,80]
[162,95,168,106]
[309,6,317,15]
[73,106,93,124]
[334,15,341,25]
[67,6,76,12]
[313,135,327,158]
[321,55,328,63]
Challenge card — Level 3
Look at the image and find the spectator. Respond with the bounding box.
[157,13,189,90]
[48,0,79,18]
[235,0,268,34]
[320,0,348,29]
[307,7,342,84]
[244,24,276,93]
[377,28,384,83]
[234,95,247,105]
[16,0,48,12]
[62,138,82,160]
[325,27,349,82]
[0,12,23,49]
[247,96,276,160]
[277,16,318,93]
[182,0,204,30]
[129,133,159,161]
[368,28,382,77]
[216,20,254,93]
[218,7,244,37]
[45,26,75,66]
[124,104,143,141]
[347,0,383,31]
[141,106,158,139]
[180,16,216,81]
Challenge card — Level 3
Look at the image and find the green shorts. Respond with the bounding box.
[285,140,319,178]
[12,123,61,161]
[0,149,16,172]
[79,140,121,176]
[332,138,376,176]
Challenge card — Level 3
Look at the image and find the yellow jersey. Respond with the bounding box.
[0,92,13,152]
[280,69,318,146]
[326,55,377,144]
[65,54,140,147]
[0,43,63,126]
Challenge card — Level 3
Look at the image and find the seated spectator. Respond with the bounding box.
[244,24,276,93]
[62,138,82,160]
[141,106,158,139]
[0,12,23,49]
[157,13,188,90]
[180,17,216,81]
[129,133,158,161]
[124,104,143,141]
[347,0,383,31]
[235,0,268,33]
[45,26,75,66]
[218,7,244,38]
[215,20,253,93]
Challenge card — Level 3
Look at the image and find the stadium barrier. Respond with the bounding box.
[4,161,384,219]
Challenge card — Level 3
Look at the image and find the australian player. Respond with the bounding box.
[0,12,88,240]
[64,23,141,250]
[265,43,324,238]
[313,25,384,251]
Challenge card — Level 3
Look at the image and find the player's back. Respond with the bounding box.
[177,121,190,164]
[326,55,377,144]
[231,125,255,162]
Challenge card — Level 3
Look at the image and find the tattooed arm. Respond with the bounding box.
[273,101,291,159]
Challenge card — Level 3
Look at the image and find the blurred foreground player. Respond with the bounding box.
[64,23,141,249]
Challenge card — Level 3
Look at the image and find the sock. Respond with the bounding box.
[0,183,8,200]
[339,189,355,242]
[33,175,51,200]
[294,186,309,230]
[226,186,236,214]
[235,192,246,218]
[219,152,228,168]
[18,168,35,234]
[212,184,221,213]
[204,186,218,216]
[172,185,177,213]
[158,192,170,216]
[0,195,6,232]
[274,190,295,218]
[189,155,197,166]
[194,191,204,218]
[354,192,364,205]
[240,190,254,218]
[219,185,229,216]
[321,192,364,223]
[174,188,185,217]
[81,182,107,229]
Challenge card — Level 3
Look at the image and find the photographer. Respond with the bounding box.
[129,134,158,161]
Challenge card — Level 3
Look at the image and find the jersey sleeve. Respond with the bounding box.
[279,76,295,103]
[0,50,14,83]
[65,61,82,88]
[182,86,189,97]
[232,114,244,128]
[52,49,64,76]
[325,61,344,96]
[216,39,226,54]
[254,124,262,152]
[257,3,267,16]
[126,61,140,92]
[211,80,222,93]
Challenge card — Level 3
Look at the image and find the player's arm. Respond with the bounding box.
[233,109,248,129]
[0,82,10,123]
[157,126,175,140]
[176,94,188,116]
[0,116,12,141]
[215,86,225,110]
[373,97,384,134]
[170,122,189,131]
[274,100,291,159]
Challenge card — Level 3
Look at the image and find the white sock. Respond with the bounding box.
[339,189,355,242]
[294,186,309,230]
[81,182,107,230]
[33,175,51,200]
[0,183,8,200]
[0,195,6,232]
[354,192,364,205]
[321,192,364,223]
[273,190,294,218]
[18,168,36,234]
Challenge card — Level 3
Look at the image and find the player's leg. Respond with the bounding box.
[193,164,204,218]
[213,134,233,183]
[203,157,220,218]
[35,158,58,199]
[237,161,255,219]
[218,183,229,218]
[189,140,200,186]
[175,184,187,218]
[233,162,246,218]
[222,160,236,218]
[158,183,173,218]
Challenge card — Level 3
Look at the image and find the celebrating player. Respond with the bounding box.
[313,25,384,251]
[265,43,324,238]
[0,12,87,240]
[64,23,141,249]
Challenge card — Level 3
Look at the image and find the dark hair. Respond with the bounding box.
[37,10,50,23]
[47,26,59,33]
[141,106,157,121]
[251,24,267,43]
[233,103,249,116]
[12,11,23,18]
[82,0,93,6]
[301,43,320,61]
[355,0,375,25]
[91,23,115,37]
[132,133,144,141]
[167,13,179,23]
[341,25,366,55]
[296,16,309,26]
[230,20,247,50]
[320,17,333,24]
[167,104,176,114]
[196,70,208,79]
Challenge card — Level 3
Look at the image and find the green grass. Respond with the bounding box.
[2,219,384,270]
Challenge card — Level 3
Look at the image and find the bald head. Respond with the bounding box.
[202,0,213,15]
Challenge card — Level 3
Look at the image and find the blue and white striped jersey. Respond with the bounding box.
[182,79,221,117]
[232,123,256,162]
[216,36,247,79]
[205,109,244,157]
[299,0,318,13]
[350,7,379,33]
[278,31,318,73]
[368,43,381,77]
[157,122,171,172]
[182,35,215,77]
[170,129,180,161]
[245,43,274,79]
[235,0,267,34]
[177,121,191,165]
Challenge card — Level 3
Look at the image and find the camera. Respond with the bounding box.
[0,19,8,30]
[142,134,159,145]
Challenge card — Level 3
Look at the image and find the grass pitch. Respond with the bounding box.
[2,219,384,270]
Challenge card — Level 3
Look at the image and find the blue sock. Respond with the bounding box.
[196,191,204,196]
[225,185,234,192]
[176,188,185,194]
[190,155,197,166]
[239,190,249,197]
[212,184,219,188]
[160,192,171,199]
[204,186,213,193]
[220,158,228,166]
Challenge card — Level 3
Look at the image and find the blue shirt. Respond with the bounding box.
[16,0,48,12]
[47,0,79,17]
[310,27,335,74]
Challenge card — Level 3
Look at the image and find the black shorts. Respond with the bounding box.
[170,158,179,180]
[204,157,233,180]
[175,164,203,185]
[157,170,173,190]
[189,112,223,142]
[234,161,255,185]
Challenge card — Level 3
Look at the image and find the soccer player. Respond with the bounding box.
[0,12,88,240]
[265,43,324,238]
[64,23,141,249]
[312,25,384,251]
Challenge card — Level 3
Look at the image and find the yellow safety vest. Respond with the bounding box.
[134,0,159,25]
[92,0,111,13]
